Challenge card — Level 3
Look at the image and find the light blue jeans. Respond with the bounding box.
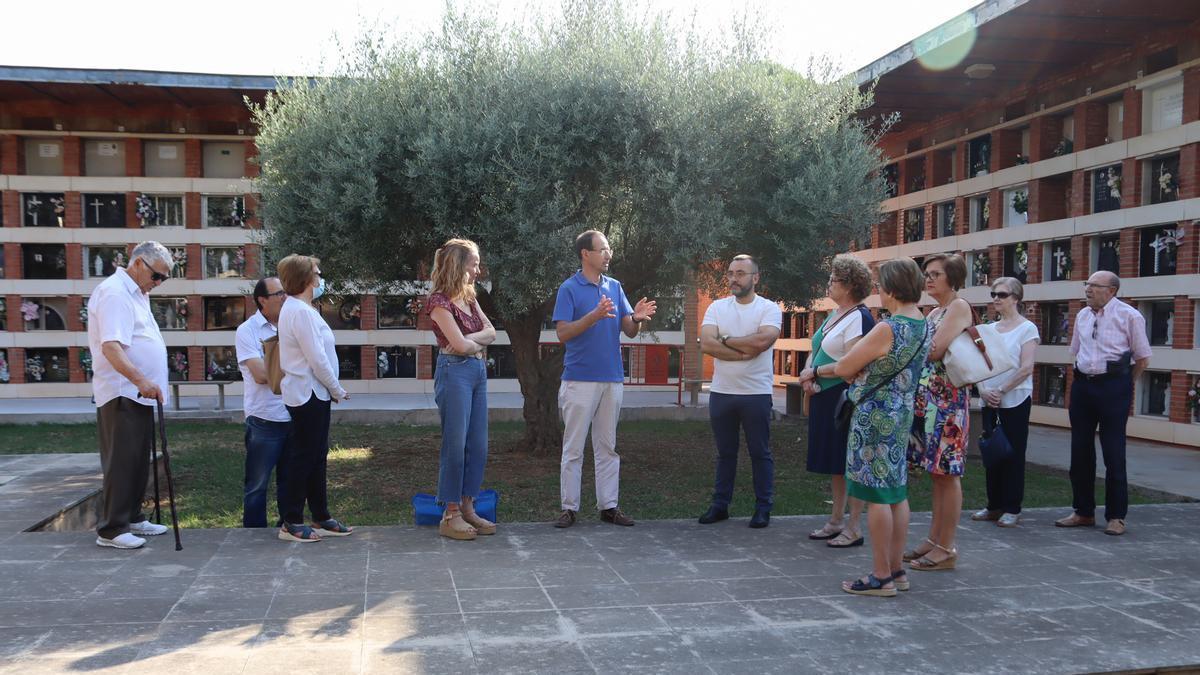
[435,354,488,505]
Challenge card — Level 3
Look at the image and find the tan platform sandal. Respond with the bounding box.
[439,511,477,541]
[461,510,496,535]
[902,537,935,563]
[908,541,957,571]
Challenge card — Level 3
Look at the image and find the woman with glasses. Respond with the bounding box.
[971,277,1039,527]
[799,255,874,548]
[905,253,972,572]
[275,254,353,542]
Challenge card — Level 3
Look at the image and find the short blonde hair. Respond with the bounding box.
[277,254,320,296]
[430,239,479,303]
[830,254,872,302]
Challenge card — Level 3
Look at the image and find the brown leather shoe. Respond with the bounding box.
[553,510,576,529]
[1054,513,1096,528]
[600,507,635,527]
[1104,519,1126,536]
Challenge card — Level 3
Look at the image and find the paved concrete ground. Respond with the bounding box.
[0,504,1198,674]
[0,453,101,533]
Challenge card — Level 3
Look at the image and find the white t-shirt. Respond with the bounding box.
[817,308,867,360]
[702,295,782,396]
[277,296,345,407]
[236,311,290,423]
[980,318,1040,408]
[87,268,170,408]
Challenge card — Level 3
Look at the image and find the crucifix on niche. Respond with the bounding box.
[83,194,126,228]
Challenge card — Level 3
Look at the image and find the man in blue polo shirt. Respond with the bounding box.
[552,230,656,528]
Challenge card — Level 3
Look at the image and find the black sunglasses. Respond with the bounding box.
[141,258,169,282]
[989,291,1012,299]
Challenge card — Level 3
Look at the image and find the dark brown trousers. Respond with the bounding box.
[96,397,153,539]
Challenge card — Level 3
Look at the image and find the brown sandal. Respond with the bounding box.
[909,542,957,571]
[461,510,496,535]
[902,537,935,562]
[439,512,477,541]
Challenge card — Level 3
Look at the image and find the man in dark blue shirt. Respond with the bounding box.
[551,230,656,528]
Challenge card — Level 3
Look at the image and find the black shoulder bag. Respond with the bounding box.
[833,324,928,435]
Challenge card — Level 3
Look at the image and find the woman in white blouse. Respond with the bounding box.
[799,255,875,548]
[972,277,1039,528]
[275,254,353,542]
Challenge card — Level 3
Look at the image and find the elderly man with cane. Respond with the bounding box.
[87,241,174,549]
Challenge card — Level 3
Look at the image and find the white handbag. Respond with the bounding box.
[943,322,1016,388]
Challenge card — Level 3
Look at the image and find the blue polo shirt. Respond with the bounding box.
[553,271,633,382]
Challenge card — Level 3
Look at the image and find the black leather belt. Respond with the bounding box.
[440,350,483,360]
[1073,368,1126,383]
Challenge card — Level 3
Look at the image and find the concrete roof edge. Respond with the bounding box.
[0,65,312,90]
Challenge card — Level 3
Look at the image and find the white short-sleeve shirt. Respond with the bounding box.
[702,295,783,396]
[817,308,867,361]
[981,318,1040,408]
[277,296,345,407]
[236,310,290,422]
[87,267,170,408]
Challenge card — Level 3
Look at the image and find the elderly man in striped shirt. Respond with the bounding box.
[1056,271,1151,537]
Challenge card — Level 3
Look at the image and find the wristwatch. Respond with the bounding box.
[720,334,731,347]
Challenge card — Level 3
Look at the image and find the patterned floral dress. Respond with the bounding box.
[909,305,970,477]
[845,316,929,505]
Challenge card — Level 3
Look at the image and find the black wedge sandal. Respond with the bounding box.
[842,573,896,597]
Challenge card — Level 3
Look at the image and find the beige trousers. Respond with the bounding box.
[559,380,623,512]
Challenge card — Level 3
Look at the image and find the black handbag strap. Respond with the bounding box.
[815,305,866,362]
[854,321,929,403]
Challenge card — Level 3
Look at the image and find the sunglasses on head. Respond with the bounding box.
[989,291,1013,299]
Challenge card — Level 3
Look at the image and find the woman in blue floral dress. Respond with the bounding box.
[816,258,929,597]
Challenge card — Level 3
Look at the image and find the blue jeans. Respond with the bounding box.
[709,392,774,510]
[435,354,488,505]
[243,416,291,528]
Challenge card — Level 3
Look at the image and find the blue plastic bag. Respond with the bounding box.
[412,489,498,525]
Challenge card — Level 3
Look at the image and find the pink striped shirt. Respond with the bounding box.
[1071,297,1152,375]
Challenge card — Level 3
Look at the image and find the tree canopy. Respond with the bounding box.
[253,1,890,452]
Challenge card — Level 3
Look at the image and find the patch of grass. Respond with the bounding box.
[0,420,1186,528]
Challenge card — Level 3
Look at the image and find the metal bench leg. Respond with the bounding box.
[218,386,225,411]
[173,385,181,411]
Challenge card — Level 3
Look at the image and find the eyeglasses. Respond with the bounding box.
[1083,282,1112,289]
[989,291,1012,299]
[725,271,755,280]
[267,290,287,298]
[589,247,612,254]
[141,258,169,282]
[923,270,944,280]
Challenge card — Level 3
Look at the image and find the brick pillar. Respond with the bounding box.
[683,284,701,383]
[992,129,1021,171]
[896,160,909,196]
[1176,221,1199,275]
[1120,157,1142,207]
[68,346,86,384]
[124,138,144,177]
[954,196,968,235]
[1184,66,1200,125]
[1028,115,1061,162]
[62,137,82,176]
[1074,101,1107,151]
[923,203,935,241]
[242,244,260,279]
[1168,371,1192,424]
[2,190,18,228]
[931,149,952,187]
[188,346,205,381]
[360,345,377,380]
[955,140,969,181]
[186,295,203,331]
[244,194,260,229]
[989,245,1004,282]
[417,346,433,380]
[184,139,202,178]
[1179,143,1199,200]
[65,243,83,280]
[1070,171,1088,217]
[3,246,20,280]
[125,193,140,228]
[1029,177,1067,223]
[1173,296,1194,350]
[5,295,22,332]
[360,295,378,331]
[1119,227,1139,279]
[987,189,1002,230]
[186,245,203,280]
[0,135,18,175]
[64,191,82,228]
[66,295,84,332]
[185,192,201,229]
[1122,88,1143,140]
[1026,242,1042,284]
[244,141,259,178]
[1070,235,1089,281]
[8,347,26,383]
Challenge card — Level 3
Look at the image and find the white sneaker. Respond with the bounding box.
[130,521,169,536]
[96,533,146,549]
[997,513,1020,528]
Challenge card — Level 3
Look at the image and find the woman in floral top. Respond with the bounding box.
[818,258,928,597]
[906,253,974,572]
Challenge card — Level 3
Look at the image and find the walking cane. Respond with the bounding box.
[151,410,162,525]
[154,399,184,551]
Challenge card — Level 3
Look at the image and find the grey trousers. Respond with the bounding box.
[96,397,153,539]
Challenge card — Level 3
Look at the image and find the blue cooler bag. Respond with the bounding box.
[412,489,498,526]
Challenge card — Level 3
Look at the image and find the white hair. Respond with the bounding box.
[130,241,174,270]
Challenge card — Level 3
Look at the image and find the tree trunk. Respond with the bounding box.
[506,312,563,455]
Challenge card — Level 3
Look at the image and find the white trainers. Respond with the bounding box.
[997,513,1020,528]
[130,521,169,536]
[96,533,146,549]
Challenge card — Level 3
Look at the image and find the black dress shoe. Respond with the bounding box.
[698,506,729,524]
[749,508,770,529]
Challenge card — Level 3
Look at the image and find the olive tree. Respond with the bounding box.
[253,2,889,454]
